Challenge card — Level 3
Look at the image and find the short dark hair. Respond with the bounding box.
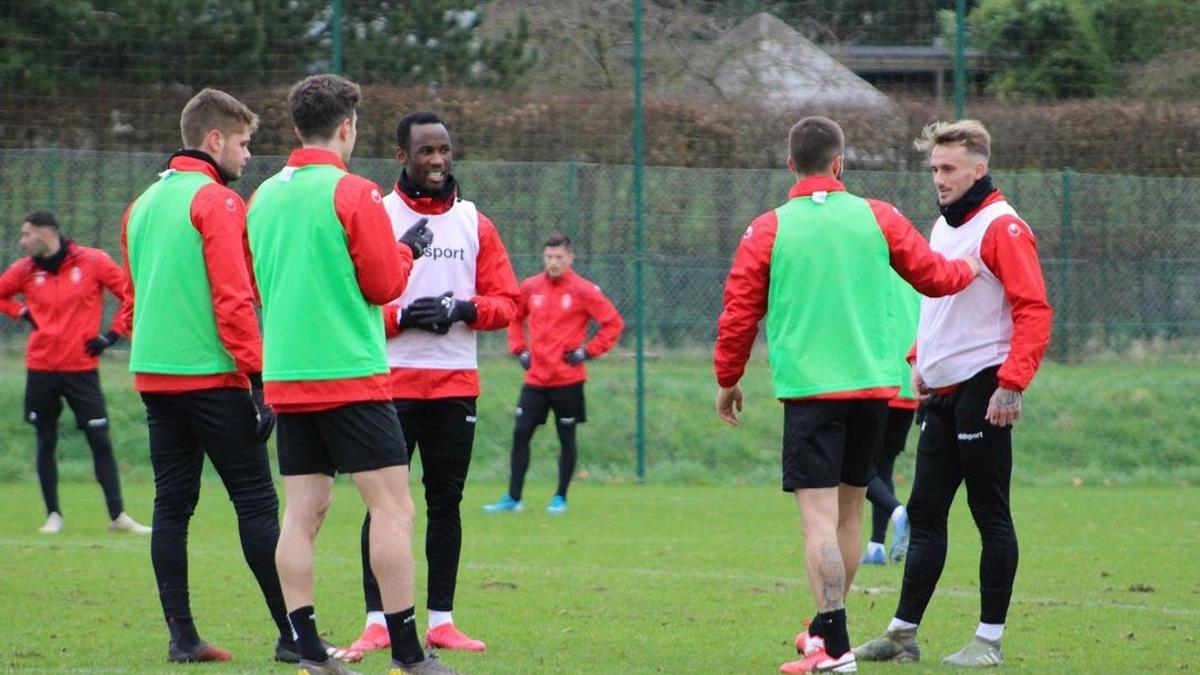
[543,232,572,250]
[23,210,59,230]
[788,116,845,175]
[396,111,445,151]
[287,74,362,142]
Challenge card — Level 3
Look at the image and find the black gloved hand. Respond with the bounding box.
[397,306,420,329]
[409,290,477,326]
[563,347,588,365]
[398,217,433,259]
[248,373,276,443]
[517,350,531,370]
[84,330,121,356]
[19,307,37,330]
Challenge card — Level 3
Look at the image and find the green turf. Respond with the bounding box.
[1,346,1198,486]
[0,480,1195,673]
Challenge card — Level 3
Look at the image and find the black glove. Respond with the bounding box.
[402,294,452,335]
[398,217,433,259]
[19,307,37,330]
[517,350,531,370]
[409,291,477,327]
[397,306,420,329]
[248,373,276,443]
[563,347,588,365]
[84,330,121,356]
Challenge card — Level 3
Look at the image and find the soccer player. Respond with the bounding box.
[248,78,455,675]
[860,278,921,566]
[122,87,305,665]
[0,210,149,535]
[122,89,299,664]
[344,110,519,658]
[484,232,624,514]
[854,120,1052,668]
[713,116,980,674]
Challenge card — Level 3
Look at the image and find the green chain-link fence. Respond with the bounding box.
[2,148,1199,360]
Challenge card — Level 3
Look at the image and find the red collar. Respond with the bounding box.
[962,189,1006,222]
[286,147,348,171]
[788,176,847,199]
[543,269,576,286]
[168,156,222,183]
[393,183,456,216]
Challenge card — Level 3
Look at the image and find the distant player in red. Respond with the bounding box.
[485,233,624,514]
[0,210,149,535]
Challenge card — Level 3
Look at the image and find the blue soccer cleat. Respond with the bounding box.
[861,545,886,566]
[546,495,567,514]
[482,494,523,513]
[890,507,910,563]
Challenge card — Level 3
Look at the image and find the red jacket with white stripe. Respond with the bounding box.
[713,176,977,398]
[381,182,519,400]
[507,269,625,388]
[120,155,263,394]
[0,240,130,372]
[913,189,1053,392]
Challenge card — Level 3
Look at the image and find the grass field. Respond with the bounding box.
[1,346,1199,487]
[0,480,1196,674]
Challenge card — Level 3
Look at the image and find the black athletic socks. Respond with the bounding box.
[386,607,425,666]
[287,606,326,662]
[166,616,200,650]
[814,608,850,657]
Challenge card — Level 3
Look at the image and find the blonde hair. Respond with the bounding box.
[180,88,259,149]
[914,119,990,160]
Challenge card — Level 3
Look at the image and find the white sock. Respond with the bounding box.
[891,505,905,523]
[887,617,918,633]
[976,622,1004,642]
[866,541,885,555]
[365,611,386,629]
[429,610,453,630]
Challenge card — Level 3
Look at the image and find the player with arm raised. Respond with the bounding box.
[713,116,980,674]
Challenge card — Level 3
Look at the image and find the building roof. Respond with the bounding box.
[689,13,893,110]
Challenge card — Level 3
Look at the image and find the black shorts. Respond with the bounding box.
[781,399,888,491]
[24,370,108,429]
[276,401,409,476]
[515,383,586,428]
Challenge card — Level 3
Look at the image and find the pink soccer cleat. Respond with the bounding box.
[780,647,857,673]
[424,623,486,652]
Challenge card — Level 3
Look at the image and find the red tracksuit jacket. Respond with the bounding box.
[121,154,265,394]
[0,240,130,372]
[507,269,625,388]
[713,176,977,399]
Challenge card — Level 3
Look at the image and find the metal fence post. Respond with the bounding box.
[47,145,59,211]
[1060,167,1073,361]
[565,158,578,237]
[954,0,967,119]
[331,0,343,75]
[632,0,646,482]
